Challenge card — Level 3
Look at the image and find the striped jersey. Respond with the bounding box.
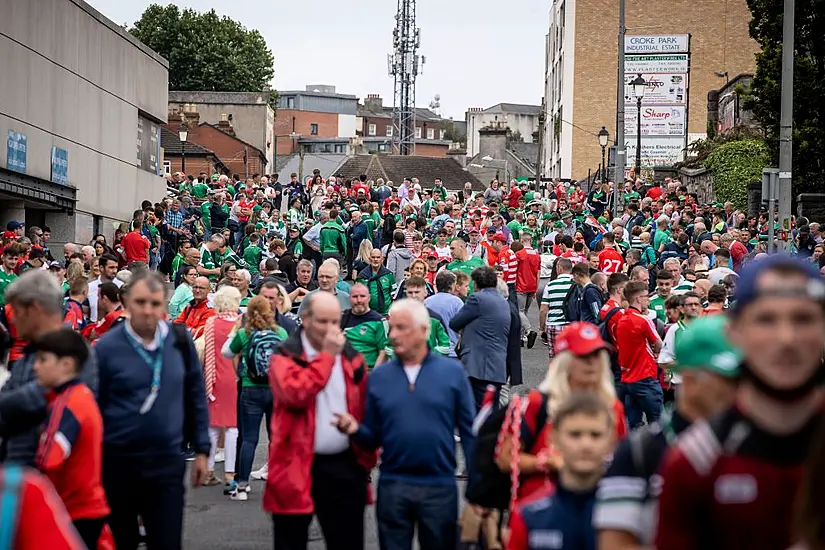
[499,247,518,285]
[671,277,695,295]
[541,274,574,327]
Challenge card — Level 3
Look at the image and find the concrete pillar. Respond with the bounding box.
[0,201,26,232]
[44,211,80,260]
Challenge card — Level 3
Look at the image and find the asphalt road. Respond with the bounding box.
[183,305,548,549]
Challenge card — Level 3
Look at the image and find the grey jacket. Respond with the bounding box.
[449,288,511,384]
[0,348,98,465]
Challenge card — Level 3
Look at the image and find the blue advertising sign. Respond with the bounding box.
[51,147,69,185]
[6,131,27,174]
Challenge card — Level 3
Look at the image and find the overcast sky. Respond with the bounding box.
[86,0,546,120]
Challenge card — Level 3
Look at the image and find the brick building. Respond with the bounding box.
[274,85,359,156]
[357,95,451,157]
[166,111,267,178]
[159,126,223,177]
[542,0,759,179]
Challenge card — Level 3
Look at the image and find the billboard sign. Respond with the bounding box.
[6,131,27,174]
[624,137,686,167]
[625,54,689,74]
[625,35,690,54]
[625,106,687,137]
[51,147,69,185]
[624,73,687,105]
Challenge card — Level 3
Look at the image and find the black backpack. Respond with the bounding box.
[597,307,622,377]
[244,329,282,384]
[466,392,550,510]
[561,284,581,323]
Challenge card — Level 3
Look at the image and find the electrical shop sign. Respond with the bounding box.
[625,35,689,54]
[624,137,686,167]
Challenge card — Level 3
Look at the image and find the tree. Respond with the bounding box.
[744,0,825,194]
[130,5,275,104]
[704,139,770,209]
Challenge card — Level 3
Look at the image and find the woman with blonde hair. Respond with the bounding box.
[352,239,374,280]
[221,295,287,500]
[194,284,242,486]
[494,322,628,504]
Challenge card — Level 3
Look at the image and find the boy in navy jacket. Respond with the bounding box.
[507,393,614,550]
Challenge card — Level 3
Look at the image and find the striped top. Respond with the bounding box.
[671,278,695,295]
[499,247,518,285]
[541,274,575,327]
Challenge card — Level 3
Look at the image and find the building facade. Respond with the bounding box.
[274,86,359,156]
[168,90,275,169]
[357,95,451,158]
[0,0,168,249]
[466,103,541,158]
[542,0,759,179]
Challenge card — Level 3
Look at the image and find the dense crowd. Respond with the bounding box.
[0,169,824,550]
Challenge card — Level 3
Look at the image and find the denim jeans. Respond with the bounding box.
[623,377,663,429]
[237,386,273,483]
[468,377,502,414]
[376,479,458,550]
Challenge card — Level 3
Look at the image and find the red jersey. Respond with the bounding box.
[515,247,540,293]
[481,241,499,266]
[645,186,664,201]
[656,404,822,550]
[63,299,85,331]
[82,307,125,344]
[35,380,109,522]
[1,466,87,550]
[599,298,624,342]
[351,182,370,199]
[238,198,256,222]
[2,304,27,363]
[382,197,399,215]
[174,299,215,339]
[499,247,518,285]
[616,307,661,383]
[598,247,625,274]
[120,231,149,263]
[507,187,522,208]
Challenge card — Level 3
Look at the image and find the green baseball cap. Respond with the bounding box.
[210,174,219,181]
[674,316,742,378]
[541,213,552,221]
[254,223,266,230]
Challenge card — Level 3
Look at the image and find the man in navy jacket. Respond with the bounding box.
[334,298,476,550]
[95,271,210,550]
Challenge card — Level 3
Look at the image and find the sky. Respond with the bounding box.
[86,0,547,120]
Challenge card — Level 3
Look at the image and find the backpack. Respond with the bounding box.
[466,392,550,510]
[597,307,622,375]
[0,465,23,550]
[244,329,281,385]
[561,284,581,323]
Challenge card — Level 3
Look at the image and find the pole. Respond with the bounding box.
[181,145,186,175]
[614,0,626,217]
[768,171,777,254]
[601,145,607,183]
[778,0,795,250]
[635,98,643,177]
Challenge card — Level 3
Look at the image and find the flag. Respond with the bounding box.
[584,215,607,234]
[471,385,497,436]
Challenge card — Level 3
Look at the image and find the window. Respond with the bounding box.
[322,143,332,153]
[310,123,318,136]
[334,144,346,153]
[427,128,435,140]
[386,125,393,137]
[440,129,446,140]
[368,124,377,136]
[415,127,422,139]
[286,97,295,109]
[378,143,388,152]
[163,160,171,176]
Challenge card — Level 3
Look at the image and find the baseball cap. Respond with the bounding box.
[48,261,63,270]
[490,233,507,243]
[6,220,24,231]
[674,316,742,378]
[555,322,611,356]
[731,254,825,315]
[288,225,300,232]
[427,252,439,259]
[486,227,497,234]
[2,231,15,240]
[469,228,479,234]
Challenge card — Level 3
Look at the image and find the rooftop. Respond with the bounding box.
[168,90,272,106]
[160,126,215,156]
[279,89,358,100]
[357,105,443,122]
[335,155,484,191]
[484,103,542,116]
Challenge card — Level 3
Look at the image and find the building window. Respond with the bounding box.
[378,143,388,152]
[310,123,318,136]
[415,127,422,139]
[427,128,435,140]
[368,124,377,136]
[163,160,171,176]
[323,143,332,153]
[440,129,446,140]
[334,144,346,153]
[386,125,393,137]
[287,97,295,109]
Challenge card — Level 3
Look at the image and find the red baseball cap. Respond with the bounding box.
[554,322,611,356]
[490,233,507,243]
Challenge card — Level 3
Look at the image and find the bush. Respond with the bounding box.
[703,139,770,209]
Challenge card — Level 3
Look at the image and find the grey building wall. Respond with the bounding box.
[278,93,358,116]
[0,0,169,246]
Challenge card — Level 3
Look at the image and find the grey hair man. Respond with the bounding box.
[0,270,97,465]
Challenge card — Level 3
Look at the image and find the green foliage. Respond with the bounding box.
[703,140,770,208]
[130,4,274,95]
[681,126,764,169]
[744,0,825,194]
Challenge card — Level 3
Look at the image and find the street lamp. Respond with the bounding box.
[178,122,189,174]
[631,74,647,178]
[598,126,609,183]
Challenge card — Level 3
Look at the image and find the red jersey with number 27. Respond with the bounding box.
[598,248,625,274]
[616,307,661,383]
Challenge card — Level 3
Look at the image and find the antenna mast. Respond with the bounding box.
[388,0,422,155]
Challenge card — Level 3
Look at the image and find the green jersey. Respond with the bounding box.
[385,317,450,358]
[199,245,217,280]
[239,292,255,309]
[649,295,668,323]
[447,256,485,293]
[192,183,209,199]
[243,245,263,275]
[653,229,671,252]
[214,249,245,270]
[624,191,641,203]
[0,268,18,306]
[507,220,523,239]
[319,220,347,255]
[200,201,212,228]
[343,317,389,369]
[228,326,288,387]
[171,253,185,276]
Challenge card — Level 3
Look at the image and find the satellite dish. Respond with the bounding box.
[434,94,440,101]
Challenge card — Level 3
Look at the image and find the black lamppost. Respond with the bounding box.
[598,126,609,182]
[631,74,647,177]
[178,122,189,174]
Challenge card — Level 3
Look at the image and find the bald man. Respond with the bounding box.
[174,276,214,338]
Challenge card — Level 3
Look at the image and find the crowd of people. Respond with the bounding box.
[0,169,823,550]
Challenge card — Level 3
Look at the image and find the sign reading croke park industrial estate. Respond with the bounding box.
[624,34,690,54]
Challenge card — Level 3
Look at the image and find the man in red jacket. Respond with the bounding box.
[267,291,376,550]
[514,234,540,348]
[656,255,825,550]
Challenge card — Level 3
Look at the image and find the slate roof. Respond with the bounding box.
[335,155,484,191]
[484,103,541,116]
[509,142,539,169]
[356,106,442,122]
[160,126,215,156]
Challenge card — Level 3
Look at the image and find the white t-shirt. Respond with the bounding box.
[301,333,350,455]
[88,276,124,322]
[658,322,685,385]
[403,364,422,385]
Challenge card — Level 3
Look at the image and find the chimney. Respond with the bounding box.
[182,103,200,126]
[478,126,508,162]
[364,94,383,111]
[217,113,235,136]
